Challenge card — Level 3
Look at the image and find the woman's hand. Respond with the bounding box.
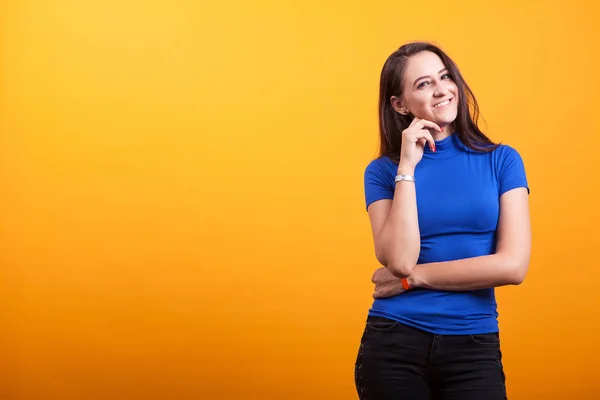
[398,118,442,172]
[372,267,407,299]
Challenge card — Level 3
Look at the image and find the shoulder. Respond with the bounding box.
[490,144,526,170]
[365,156,397,175]
[492,143,523,159]
[490,143,529,193]
[364,156,397,186]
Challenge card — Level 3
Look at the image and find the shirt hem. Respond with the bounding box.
[367,309,499,335]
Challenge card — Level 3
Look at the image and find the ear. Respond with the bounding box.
[390,96,409,115]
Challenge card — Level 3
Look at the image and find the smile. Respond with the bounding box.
[433,98,453,108]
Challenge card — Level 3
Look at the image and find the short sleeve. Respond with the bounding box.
[364,158,395,210]
[496,146,529,196]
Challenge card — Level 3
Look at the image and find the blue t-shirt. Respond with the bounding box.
[364,133,529,335]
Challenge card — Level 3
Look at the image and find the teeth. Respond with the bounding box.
[434,99,450,108]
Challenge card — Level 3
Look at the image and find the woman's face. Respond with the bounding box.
[392,51,459,129]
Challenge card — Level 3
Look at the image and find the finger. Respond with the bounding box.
[372,268,383,283]
[407,116,421,127]
[409,129,436,152]
[424,131,436,152]
[415,119,443,133]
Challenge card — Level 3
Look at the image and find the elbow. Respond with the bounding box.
[375,253,414,278]
[388,263,414,278]
[385,258,416,278]
[497,251,529,285]
[507,260,529,285]
[375,242,418,278]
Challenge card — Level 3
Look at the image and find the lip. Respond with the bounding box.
[433,98,453,108]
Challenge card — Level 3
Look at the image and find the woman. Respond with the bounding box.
[354,42,530,399]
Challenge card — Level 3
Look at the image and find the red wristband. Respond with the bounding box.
[401,278,412,290]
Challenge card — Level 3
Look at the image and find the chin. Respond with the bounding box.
[435,116,456,126]
[435,112,458,126]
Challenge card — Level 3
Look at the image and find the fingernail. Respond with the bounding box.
[433,144,436,152]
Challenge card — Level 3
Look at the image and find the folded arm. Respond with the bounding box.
[372,187,531,298]
[408,187,531,291]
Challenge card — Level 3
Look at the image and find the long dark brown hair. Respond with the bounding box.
[378,42,498,163]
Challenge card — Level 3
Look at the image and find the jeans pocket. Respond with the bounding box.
[366,316,398,332]
[470,332,501,346]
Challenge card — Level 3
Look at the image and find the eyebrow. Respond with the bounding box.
[413,68,449,87]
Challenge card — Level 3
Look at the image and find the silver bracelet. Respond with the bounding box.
[394,174,415,183]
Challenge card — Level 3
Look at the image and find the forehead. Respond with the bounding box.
[404,51,446,81]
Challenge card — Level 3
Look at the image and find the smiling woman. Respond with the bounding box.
[378,42,499,165]
[354,42,531,400]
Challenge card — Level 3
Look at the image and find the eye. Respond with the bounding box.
[441,73,452,80]
[417,81,430,89]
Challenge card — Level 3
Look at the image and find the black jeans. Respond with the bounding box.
[355,316,507,400]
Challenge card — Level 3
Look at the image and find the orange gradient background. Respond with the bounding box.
[1,0,599,399]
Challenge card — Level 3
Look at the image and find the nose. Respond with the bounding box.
[434,83,450,97]
[434,79,451,97]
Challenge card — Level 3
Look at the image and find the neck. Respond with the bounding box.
[422,127,462,159]
[433,123,455,141]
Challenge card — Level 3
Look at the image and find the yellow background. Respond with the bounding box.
[1,0,599,399]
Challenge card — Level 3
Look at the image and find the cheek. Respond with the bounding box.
[450,84,459,100]
[413,95,431,109]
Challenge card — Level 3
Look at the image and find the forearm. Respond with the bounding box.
[377,167,420,277]
[409,253,528,291]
